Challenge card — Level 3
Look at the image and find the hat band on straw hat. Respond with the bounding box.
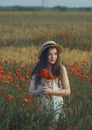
[42,43,56,48]
[41,41,56,48]
[38,41,63,58]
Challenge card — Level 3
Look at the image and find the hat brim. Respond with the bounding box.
[38,44,63,58]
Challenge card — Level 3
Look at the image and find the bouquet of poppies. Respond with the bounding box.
[40,69,54,79]
[40,69,54,88]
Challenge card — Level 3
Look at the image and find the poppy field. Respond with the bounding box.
[0,11,92,130]
[0,57,92,130]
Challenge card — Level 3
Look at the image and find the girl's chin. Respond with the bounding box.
[49,62,56,64]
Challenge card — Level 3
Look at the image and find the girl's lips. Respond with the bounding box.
[50,60,55,62]
[51,60,55,62]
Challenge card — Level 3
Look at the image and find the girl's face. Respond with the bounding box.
[48,47,58,65]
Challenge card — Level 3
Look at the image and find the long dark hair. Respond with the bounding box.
[31,47,62,88]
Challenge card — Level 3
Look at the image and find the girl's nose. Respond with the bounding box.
[51,55,54,59]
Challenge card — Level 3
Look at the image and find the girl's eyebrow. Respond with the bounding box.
[49,52,57,54]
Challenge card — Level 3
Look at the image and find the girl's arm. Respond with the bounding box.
[28,76,42,96]
[52,65,71,96]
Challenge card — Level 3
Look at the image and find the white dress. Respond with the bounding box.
[39,78,63,122]
[51,79,63,121]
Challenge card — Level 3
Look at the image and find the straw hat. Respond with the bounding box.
[38,41,63,58]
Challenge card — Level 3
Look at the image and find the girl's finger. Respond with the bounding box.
[42,86,47,89]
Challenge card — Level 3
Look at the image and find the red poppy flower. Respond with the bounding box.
[37,103,42,109]
[89,76,92,81]
[48,127,54,130]
[22,98,29,103]
[40,69,54,79]
[0,66,3,73]
[46,95,50,99]
[40,69,49,78]
[7,94,13,101]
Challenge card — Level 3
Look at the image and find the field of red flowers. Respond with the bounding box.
[0,57,92,130]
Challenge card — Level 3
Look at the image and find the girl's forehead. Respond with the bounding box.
[48,47,57,51]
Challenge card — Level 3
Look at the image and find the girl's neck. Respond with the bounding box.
[47,64,53,71]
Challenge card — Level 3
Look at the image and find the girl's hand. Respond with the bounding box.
[41,79,52,88]
[42,86,52,95]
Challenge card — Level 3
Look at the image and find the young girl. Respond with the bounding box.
[29,41,71,128]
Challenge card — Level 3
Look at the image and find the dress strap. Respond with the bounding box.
[58,80,61,88]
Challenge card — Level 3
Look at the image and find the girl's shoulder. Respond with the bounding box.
[31,75,36,80]
[60,64,67,72]
[60,64,68,76]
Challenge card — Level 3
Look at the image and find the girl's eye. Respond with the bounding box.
[49,53,52,56]
[54,53,57,55]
